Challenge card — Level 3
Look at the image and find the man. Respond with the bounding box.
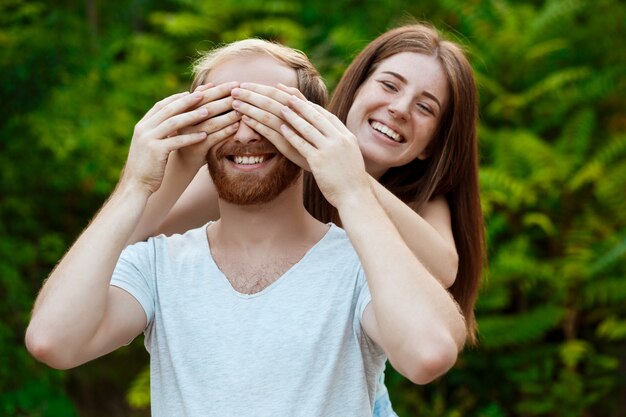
[26,40,465,416]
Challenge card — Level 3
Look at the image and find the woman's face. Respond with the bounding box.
[346,52,449,179]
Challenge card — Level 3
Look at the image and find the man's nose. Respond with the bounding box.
[233,120,262,144]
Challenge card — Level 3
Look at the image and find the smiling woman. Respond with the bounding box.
[301,26,485,356]
[345,51,450,177]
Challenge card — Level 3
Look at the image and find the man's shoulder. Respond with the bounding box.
[126,224,209,257]
[315,223,360,264]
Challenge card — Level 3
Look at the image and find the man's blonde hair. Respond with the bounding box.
[192,39,327,106]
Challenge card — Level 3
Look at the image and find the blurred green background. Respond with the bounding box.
[1,0,625,416]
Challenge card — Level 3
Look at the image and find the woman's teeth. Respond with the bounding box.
[234,155,266,165]
[371,121,403,142]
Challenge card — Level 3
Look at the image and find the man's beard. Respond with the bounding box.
[206,141,302,205]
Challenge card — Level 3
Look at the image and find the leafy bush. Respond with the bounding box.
[1,0,624,416]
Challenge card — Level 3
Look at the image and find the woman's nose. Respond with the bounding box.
[387,96,411,120]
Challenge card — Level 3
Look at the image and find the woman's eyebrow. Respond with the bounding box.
[381,71,442,110]
[381,70,408,84]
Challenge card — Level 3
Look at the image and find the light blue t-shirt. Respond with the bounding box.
[111,223,387,417]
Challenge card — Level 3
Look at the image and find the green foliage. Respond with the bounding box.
[0,379,79,417]
[1,0,625,416]
[126,367,150,410]
[386,1,626,416]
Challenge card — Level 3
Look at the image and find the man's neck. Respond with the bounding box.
[207,179,328,294]
[210,179,326,251]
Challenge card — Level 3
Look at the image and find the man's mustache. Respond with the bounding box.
[214,141,279,159]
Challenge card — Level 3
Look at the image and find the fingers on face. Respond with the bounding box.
[233,98,283,130]
[280,104,327,147]
[162,131,207,152]
[200,95,236,121]
[286,96,336,137]
[237,83,292,106]
[276,83,306,100]
[149,91,206,131]
[241,115,283,145]
[152,89,239,139]
[310,101,349,133]
[194,82,214,92]
[195,110,241,136]
[151,105,209,139]
[199,81,239,106]
[243,116,309,170]
[142,82,237,127]
[206,120,240,146]
[279,124,314,158]
[141,91,190,123]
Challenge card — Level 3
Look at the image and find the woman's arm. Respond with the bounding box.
[369,180,459,288]
[276,96,466,384]
[127,82,240,244]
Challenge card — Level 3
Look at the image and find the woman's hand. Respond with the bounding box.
[278,95,372,209]
[121,91,211,195]
[230,83,310,170]
[176,82,242,169]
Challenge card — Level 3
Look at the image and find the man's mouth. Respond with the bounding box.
[216,141,279,167]
[370,120,405,143]
[229,154,275,165]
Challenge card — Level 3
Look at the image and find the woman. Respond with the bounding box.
[132,23,485,416]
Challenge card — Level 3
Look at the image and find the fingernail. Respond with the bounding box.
[281,106,292,113]
[232,100,241,108]
[198,107,208,116]
[191,92,203,99]
[231,88,240,97]
[240,83,249,89]
[242,115,250,121]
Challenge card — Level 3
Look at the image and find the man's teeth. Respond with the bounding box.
[371,121,402,142]
[233,155,266,165]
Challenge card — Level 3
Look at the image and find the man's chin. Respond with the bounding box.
[209,158,302,206]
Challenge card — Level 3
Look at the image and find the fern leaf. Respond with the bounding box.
[526,0,584,43]
[557,107,596,166]
[587,230,626,277]
[478,305,566,349]
[582,276,626,308]
[597,317,626,341]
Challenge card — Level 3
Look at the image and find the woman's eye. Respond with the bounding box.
[417,103,434,115]
[379,81,398,92]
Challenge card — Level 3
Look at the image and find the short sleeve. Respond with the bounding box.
[353,264,386,362]
[355,266,372,324]
[110,240,156,327]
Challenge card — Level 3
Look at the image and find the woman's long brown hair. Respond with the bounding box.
[304,24,486,344]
